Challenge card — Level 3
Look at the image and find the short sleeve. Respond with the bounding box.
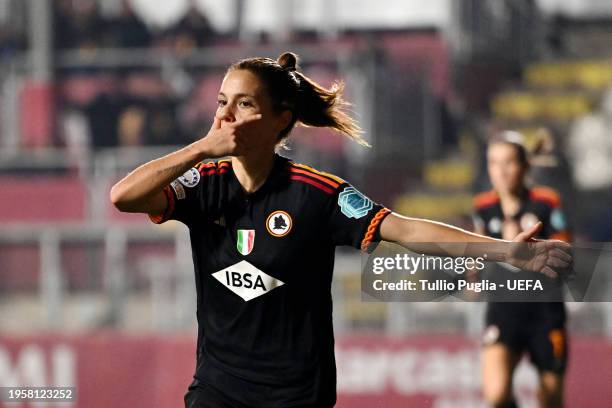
[327,183,391,251]
[148,166,207,226]
[530,187,571,242]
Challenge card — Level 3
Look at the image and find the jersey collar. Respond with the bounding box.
[228,153,290,199]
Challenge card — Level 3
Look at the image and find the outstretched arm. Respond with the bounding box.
[379,213,572,278]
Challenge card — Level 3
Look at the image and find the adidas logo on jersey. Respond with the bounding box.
[211,260,284,301]
[213,215,226,227]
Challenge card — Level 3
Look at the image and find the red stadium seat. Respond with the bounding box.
[0,244,40,291]
[19,80,55,148]
[59,74,116,106]
[0,176,86,223]
[124,73,171,99]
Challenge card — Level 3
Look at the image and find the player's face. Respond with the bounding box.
[216,69,291,150]
[487,143,526,194]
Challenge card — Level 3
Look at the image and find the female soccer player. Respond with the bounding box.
[473,131,570,408]
[110,53,571,408]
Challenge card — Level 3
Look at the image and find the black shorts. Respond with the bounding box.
[184,379,330,408]
[483,302,568,374]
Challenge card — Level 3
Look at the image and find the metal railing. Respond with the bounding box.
[0,223,194,332]
[2,223,612,336]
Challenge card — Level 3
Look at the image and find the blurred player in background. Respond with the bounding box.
[111,53,571,408]
[473,131,571,408]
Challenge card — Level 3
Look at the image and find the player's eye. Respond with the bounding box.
[217,99,227,108]
[239,100,253,108]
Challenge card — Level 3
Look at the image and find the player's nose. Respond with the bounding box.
[218,104,236,124]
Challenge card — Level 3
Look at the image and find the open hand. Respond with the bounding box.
[506,222,572,278]
[197,114,262,158]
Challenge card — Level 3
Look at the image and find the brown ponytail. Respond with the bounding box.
[228,52,368,147]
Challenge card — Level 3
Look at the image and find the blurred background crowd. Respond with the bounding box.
[1,1,612,407]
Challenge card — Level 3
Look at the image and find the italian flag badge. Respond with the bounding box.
[236,229,255,255]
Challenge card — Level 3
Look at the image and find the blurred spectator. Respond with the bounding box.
[0,25,25,57]
[48,0,220,149]
[54,0,105,50]
[156,4,216,53]
[0,0,26,56]
[118,105,146,146]
[85,92,121,148]
[567,87,612,191]
[102,0,151,48]
[145,100,183,145]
